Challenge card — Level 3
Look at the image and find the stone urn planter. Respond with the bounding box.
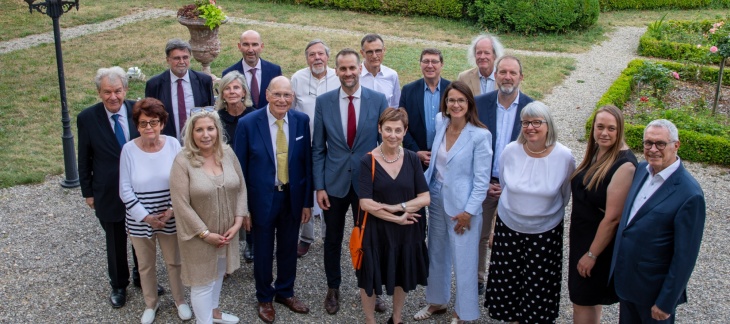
[178,16,228,79]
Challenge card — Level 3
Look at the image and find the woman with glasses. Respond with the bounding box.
[119,98,190,324]
[416,81,492,324]
[216,71,254,148]
[569,105,636,323]
[484,101,576,324]
[170,110,248,324]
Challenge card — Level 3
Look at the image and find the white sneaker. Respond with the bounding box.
[140,303,159,324]
[212,312,239,324]
[177,303,192,320]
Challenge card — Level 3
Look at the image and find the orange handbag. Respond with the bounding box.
[349,152,375,270]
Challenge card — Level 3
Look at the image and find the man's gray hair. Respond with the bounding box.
[165,38,192,57]
[467,34,504,67]
[495,55,523,76]
[645,119,679,142]
[94,66,128,90]
[305,39,330,57]
[517,101,558,147]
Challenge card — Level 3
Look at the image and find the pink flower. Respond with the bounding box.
[711,46,719,53]
[640,96,649,102]
[671,71,680,80]
[710,27,717,34]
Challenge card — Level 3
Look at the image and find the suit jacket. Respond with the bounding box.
[234,107,313,224]
[312,86,388,198]
[457,67,488,96]
[424,115,492,217]
[144,69,214,138]
[77,100,140,222]
[610,161,706,313]
[475,90,533,173]
[399,77,451,153]
[222,58,283,109]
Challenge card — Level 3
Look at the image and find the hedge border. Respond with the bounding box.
[587,59,730,165]
[639,34,723,65]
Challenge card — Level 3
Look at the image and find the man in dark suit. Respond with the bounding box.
[610,119,706,323]
[145,38,214,139]
[78,67,141,308]
[312,48,388,314]
[223,30,283,109]
[474,55,533,294]
[234,76,312,323]
[399,48,451,170]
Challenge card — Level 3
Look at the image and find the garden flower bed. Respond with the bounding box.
[639,18,728,64]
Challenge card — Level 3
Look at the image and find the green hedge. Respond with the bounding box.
[638,20,724,64]
[469,0,600,34]
[278,0,466,19]
[587,59,730,165]
[599,0,730,11]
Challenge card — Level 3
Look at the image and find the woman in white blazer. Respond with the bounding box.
[415,81,492,324]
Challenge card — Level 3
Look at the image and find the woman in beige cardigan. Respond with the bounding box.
[170,110,248,324]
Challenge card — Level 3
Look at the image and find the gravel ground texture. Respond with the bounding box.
[1,11,729,324]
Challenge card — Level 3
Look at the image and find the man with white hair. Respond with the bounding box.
[457,34,505,96]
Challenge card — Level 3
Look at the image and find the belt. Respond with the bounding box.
[275,183,290,192]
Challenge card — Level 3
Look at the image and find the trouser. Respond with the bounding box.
[98,219,129,289]
[619,299,675,324]
[478,188,499,283]
[129,233,185,308]
[191,257,227,324]
[323,186,359,289]
[299,191,325,243]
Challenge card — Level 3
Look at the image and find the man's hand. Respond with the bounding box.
[301,208,311,224]
[651,305,671,321]
[487,183,502,199]
[85,197,95,209]
[416,151,431,166]
[317,190,330,210]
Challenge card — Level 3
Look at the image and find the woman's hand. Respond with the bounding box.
[451,212,472,235]
[157,208,174,224]
[203,232,230,248]
[143,214,166,229]
[395,212,421,225]
[577,253,597,278]
[222,217,243,241]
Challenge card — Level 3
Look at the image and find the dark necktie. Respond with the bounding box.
[347,95,356,148]
[250,68,260,108]
[111,114,126,148]
[177,79,187,132]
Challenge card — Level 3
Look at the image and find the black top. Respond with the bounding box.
[356,150,430,296]
[218,106,254,147]
[568,149,638,306]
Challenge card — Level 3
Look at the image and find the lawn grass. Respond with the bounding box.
[599,8,729,27]
[0,17,574,188]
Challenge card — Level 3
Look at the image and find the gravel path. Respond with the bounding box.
[1,10,728,324]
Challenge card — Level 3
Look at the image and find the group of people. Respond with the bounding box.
[77,29,707,324]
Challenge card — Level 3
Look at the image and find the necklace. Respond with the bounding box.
[525,143,548,155]
[379,145,401,163]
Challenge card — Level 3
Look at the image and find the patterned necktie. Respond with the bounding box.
[275,119,288,184]
[176,79,187,132]
[250,68,260,108]
[111,114,126,148]
[347,95,356,148]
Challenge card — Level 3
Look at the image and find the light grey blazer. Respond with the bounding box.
[312,86,388,198]
[424,113,493,216]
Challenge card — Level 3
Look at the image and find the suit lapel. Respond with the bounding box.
[189,71,202,107]
[162,71,173,114]
[124,101,140,139]
[470,69,480,95]
[94,104,118,148]
[256,109,275,164]
[511,93,527,140]
[447,124,472,163]
[353,88,371,148]
[627,166,681,227]
[329,88,345,146]
[287,111,297,165]
[415,79,426,133]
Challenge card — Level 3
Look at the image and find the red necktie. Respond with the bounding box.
[176,79,187,132]
[347,95,356,148]
[250,68,259,108]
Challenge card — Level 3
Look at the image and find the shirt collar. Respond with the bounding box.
[244,59,262,72]
[360,62,382,77]
[423,78,441,92]
[478,69,495,81]
[266,106,288,126]
[647,156,681,178]
[104,102,127,118]
[169,70,190,84]
[497,93,520,110]
[340,86,362,100]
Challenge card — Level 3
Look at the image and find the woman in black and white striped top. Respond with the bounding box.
[119,98,190,324]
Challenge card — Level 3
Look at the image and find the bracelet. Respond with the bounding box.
[586,251,597,260]
[198,230,210,239]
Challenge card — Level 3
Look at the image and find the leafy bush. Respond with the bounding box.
[468,0,600,34]
[599,0,711,11]
[633,61,676,98]
[278,0,465,19]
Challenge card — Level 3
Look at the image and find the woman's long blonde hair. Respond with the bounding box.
[571,105,627,191]
[181,111,226,167]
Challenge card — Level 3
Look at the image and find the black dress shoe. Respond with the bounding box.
[244,243,254,263]
[478,282,486,295]
[110,288,127,308]
[132,268,141,287]
[157,284,165,296]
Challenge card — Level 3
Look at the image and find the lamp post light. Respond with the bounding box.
[25,0,80,188]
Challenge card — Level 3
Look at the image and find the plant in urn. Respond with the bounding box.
[177,0,227,79]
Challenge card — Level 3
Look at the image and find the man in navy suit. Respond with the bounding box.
[145,39,214,140]
[610,119,706,323]
[223,30,283,109]
[399,48,451,170]
[78,67,141,308]
[234,76,313,323]
[474,55,533,294]
[312,48,388,314]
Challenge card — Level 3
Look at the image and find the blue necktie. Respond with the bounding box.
[111,114,126,148]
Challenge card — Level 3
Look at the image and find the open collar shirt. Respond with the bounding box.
[492,94,520,178]
[169,70,194,138]
[360,63,401,107]
[628,157,682,223]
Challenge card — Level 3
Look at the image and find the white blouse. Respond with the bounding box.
[497,141,575,234]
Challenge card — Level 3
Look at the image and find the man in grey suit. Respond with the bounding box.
[312,48,387,315]
[610,119,706,323]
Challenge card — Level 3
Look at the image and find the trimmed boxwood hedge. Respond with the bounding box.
[599,0,730,11]
[587,59,730,165]
[638,20,724,64]
[276,0,465,19]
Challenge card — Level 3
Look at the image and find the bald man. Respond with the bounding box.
[223,30,283,110]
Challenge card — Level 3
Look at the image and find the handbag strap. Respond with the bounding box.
[356,152,376,227]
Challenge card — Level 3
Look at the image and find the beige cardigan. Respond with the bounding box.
[170,146,248,286]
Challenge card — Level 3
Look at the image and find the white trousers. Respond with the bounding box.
[190,256,226,324]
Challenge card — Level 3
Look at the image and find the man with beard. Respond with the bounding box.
[474,55,533,295]
[359,34,401,108]
[458,34,505,97]
[223,30,283,110]
[290,39,341,257]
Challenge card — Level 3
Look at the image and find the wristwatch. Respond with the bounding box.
[587,251,597,259]
[400,202,407,211]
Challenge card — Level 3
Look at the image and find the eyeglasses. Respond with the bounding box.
[521,120,547,128]
[420,59,441,66]
[446,98,467,105]
[269,91,294,100]
[138,119,160,128]
[643,140,674,150]
[364,48,384,56]
[190,106,215,115]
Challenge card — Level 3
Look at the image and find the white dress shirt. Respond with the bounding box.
[243,59,262,96]
[290,66,340,136]
[627,157,682,223]
[267,108,289,185]
[339,87,362,141]
[169,70,195,138]
[360,63,401,107]
[104,103,130,142]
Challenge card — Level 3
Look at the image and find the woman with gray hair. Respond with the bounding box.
[216,70,254,148]
[484,101,576,323]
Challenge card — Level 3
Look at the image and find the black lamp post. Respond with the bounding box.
[25,0,80,188]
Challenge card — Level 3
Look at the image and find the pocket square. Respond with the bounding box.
[296,136,304,141]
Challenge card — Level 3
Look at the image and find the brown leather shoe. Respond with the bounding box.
[257,302,275,323]
[324,288,340,314]
[297,241,311,258]
[274,296,310,314]
[374,295,387,313]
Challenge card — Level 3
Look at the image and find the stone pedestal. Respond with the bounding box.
[178,16,227,80]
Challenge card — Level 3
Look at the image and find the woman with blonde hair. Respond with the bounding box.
[215,71,254,148]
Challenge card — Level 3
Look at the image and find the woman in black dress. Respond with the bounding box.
[215,71,254,147]
[569,105,637,323]
[357,108,431,324]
